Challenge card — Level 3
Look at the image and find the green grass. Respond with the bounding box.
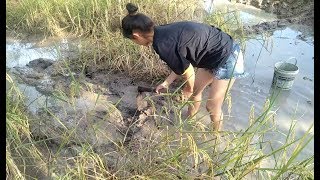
[6,0,202,36]
[6,73,48,179]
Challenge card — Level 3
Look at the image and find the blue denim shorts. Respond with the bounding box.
[210,43,248,80]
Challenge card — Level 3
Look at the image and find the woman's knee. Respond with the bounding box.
[192,89,203,100]
[206,101,222,113]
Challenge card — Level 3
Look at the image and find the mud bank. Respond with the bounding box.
[11,58,168,134]
[10,57,193,177]
[234,0,314,27]
[210,0,314,38]
[242,18,313,36]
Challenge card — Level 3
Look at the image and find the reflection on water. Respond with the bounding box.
[6,42,58,68]
[207,0,277,26]
[6,38,72,68]
[225,27,314,160]
[268,87,292,108]
[6,72,56,115]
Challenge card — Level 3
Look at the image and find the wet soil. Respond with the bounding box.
[235,0,314,35]
[9,57,182,176]
[235,0,314,27]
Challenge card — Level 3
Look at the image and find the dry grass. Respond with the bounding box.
[6,72,314,179]
[6,0,240,82]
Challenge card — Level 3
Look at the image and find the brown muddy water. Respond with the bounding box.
[6,2,314,175]
[205,0,278,26]
[220,27,313,159]
[209,0,314,160]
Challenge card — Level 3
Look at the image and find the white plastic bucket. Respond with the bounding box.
[271,57,299,90]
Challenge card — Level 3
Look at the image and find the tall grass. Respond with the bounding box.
[132,90,314,179]
[6,0,216,82]
[6,0,203,36]
[6,74,48,179]
[6,72,314,179]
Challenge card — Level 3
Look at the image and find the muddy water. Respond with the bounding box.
[212,0,313,160]
[195,28,314,161]
[6,37,69,114]
[202,0,314,161]
[229,27,313,159]
[205,0,278,26]
[6,38,67,68]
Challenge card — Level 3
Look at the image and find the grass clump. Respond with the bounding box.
[6,0,222,81]
[6,74,48,179]
[6,71,314,179]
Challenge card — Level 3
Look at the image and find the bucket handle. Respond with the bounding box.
[285,57,298,65]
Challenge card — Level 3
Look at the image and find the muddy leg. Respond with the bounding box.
[207,78,235,131]
[188,68,213,117]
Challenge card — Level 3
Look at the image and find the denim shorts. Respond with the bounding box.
[209,43,247,80]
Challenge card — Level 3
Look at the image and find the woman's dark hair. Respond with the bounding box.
[121,3,155,39]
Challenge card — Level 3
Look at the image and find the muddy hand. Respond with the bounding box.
[137,86,167,93]
[137,86,156,93]
[182,89,192,101]
[155,83,168,94]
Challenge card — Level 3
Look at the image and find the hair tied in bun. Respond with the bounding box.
[126,3,138,16]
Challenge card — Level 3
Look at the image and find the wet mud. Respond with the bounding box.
[234,0,314,27]
[10,57,182,173]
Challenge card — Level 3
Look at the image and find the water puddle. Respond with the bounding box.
[6,42,56,68]
[6,38,80,116]
[205,0,277,26]
[227,27,314,159]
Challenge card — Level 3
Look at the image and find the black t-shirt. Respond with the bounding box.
[152,21,234,75]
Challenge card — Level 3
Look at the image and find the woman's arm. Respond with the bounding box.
[155,64,195,98]
[155,71,178,93]
[181,64,195,100]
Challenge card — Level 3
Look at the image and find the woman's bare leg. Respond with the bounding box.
[188,68,213,117]
[207,78,235,131]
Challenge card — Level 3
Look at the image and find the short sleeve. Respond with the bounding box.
[154,41,190,75]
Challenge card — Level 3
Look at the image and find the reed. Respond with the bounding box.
[6,72,313,179]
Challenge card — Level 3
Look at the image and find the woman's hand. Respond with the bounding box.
[182,87,193,101]
[155,81,168,93]
[155,71,178,93]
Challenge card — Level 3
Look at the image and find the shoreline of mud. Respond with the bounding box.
[242,19,313,37]
[8,57,196,177]
[233,0,314,28]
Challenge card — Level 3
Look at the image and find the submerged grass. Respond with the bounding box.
[6,74,48,179]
